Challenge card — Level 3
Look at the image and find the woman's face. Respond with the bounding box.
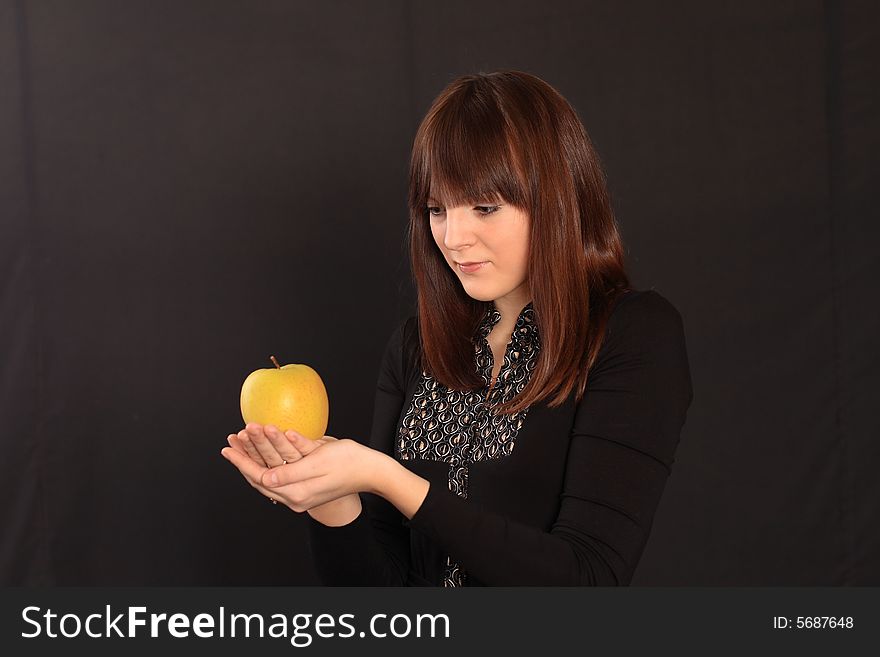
[427,196,531,307]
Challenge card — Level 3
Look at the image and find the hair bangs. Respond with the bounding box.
[418,95,528,211]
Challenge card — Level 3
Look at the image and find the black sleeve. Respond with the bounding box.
[305,317,414,585]
[402,290,694,585]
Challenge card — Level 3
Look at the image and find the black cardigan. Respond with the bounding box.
[306,288,694,586]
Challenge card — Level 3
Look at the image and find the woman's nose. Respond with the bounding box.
[443,210,477,251]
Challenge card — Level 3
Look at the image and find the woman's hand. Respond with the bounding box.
[227,423,317,469]
[221,423,311,504]
[233,424,366,525]
[221,423,387,513]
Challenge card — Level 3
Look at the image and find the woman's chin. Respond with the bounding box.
[460,286,496,303]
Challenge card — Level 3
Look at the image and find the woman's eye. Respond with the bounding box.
[426,205,499,217]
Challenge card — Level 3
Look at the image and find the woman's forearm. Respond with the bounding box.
[372,455,430,520]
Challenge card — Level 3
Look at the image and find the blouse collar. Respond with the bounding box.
[476,300,538,347]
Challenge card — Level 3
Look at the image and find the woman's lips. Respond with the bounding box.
[458,261,487,274]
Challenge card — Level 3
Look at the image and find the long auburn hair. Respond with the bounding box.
[407,70,630,415]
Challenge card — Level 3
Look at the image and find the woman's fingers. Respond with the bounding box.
[220,448,287,506]
[246,423,287,468]
[220,447,280,502]
[221,446,265,482]
[237,428,268,467]
[227,433,250,457]
[264,425,304,463]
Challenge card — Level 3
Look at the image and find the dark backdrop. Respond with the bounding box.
[1,0,877,585]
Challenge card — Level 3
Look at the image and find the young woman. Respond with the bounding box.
[221,70,694,586]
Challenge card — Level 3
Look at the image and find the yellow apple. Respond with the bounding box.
[240,355,329,440]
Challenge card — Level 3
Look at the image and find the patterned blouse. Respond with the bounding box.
[395,301,539,586]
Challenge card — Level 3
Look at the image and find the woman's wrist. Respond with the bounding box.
[370,453,430,520]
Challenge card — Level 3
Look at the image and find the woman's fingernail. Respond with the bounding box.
[269,472,279,485]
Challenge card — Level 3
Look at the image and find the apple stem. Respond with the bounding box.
[270,355,281,369]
